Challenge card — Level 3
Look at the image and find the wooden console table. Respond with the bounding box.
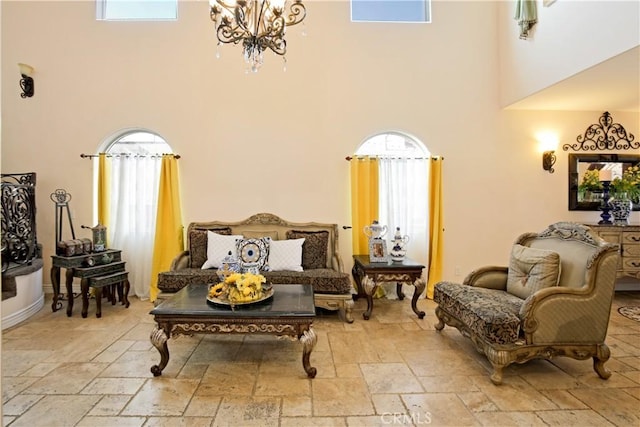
[352,255,426,320]
[585,223,640,281]
[50,248,130,318]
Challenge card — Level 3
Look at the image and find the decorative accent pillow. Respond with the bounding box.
[268,238,305,272]
[201,231,244,270]
[236,237,271,272]
[285,230,329,269]
[243,230,279,240]
[189,227,232,268]
[506,244,561,299]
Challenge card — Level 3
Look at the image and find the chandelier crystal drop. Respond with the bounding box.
[209,0,306,73]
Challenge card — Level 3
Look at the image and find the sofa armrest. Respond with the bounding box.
[463,266,508,290]
[170,250,191,271]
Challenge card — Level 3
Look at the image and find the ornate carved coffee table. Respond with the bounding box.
[352,255,426,320]
[149,283,317,378]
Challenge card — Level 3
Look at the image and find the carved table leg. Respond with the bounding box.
[122,279,130,308]
[94,287,103,318]
[65,268,75,317]
[351,263,363,300]
[411,278,426,319]
[110,284,118,305]
[81,278,90,318]
[396,282,405,300]
[361,276,377,320]
[150,325,170,376]
[300,327,317,378]
[51,266,61,312]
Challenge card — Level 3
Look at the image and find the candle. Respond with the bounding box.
[599,169,612,181]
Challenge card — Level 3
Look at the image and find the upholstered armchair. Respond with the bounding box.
[433,222,620,385]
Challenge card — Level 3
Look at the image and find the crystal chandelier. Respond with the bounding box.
[209,0,307,72]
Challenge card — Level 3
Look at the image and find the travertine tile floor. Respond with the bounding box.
[2,290,639,427]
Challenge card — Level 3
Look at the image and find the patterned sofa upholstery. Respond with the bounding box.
[157,213,354,323]
[433,222,620,384]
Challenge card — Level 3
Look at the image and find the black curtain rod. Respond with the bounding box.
[80,153,181,159]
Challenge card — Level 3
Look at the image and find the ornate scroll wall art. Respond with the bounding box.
[562,111,638,151]
[1,173,38,271]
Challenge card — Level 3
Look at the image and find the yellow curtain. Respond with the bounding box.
[97,153,110,228]
[350,156,379,254]
[350,157,386,297]
[426,156,444,299]
[150,155,184,302]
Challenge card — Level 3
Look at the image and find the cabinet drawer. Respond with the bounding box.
[622,232,640,244]
[623,244,640,257]
[621,257,640,271]
[597,231,621,244]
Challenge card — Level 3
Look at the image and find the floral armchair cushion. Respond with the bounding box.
[434,282,524,344]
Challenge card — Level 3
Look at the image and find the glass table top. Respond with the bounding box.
[353,254,425,269]
[150,283,316,318]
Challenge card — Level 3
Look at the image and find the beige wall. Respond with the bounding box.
[2,1,639,288]
[498,0,640,107]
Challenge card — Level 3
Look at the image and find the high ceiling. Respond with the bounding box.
[506,46,640,112]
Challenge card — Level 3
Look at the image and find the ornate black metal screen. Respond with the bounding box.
[1,173,38,272]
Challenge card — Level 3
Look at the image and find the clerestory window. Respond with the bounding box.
[96,0,178,21]
[351,0,431,23]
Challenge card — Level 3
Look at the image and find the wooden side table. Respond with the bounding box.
[352,255,426,320]
[50,249,129,317]
[87,271,130,317]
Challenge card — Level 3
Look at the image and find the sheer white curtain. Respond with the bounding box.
[378,157,429,297]
[108,155,162,300]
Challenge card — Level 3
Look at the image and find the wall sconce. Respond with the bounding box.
[542,150,556,173]
[18,63,34,98]
[537,131,558,174]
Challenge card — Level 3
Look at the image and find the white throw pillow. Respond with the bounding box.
[201,231,244,269]
[268,238,305,272]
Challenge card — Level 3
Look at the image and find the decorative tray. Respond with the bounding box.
[206,286,274,307]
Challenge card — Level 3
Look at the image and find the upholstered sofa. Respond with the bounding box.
[433,222,620,385]
[157,213,354,323]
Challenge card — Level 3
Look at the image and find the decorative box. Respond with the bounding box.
[56,238,92,257]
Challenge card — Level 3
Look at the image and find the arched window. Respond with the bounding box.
[97,130,173,300]
[105,131,172,155]
[355,131,430,296]
[356,131,429,157]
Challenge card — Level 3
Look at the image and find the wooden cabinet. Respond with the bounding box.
[586,224,640,280]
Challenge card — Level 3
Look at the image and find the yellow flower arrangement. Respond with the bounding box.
[578,169,603,192]
[610,165,640,202]
[208,272,267,303]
